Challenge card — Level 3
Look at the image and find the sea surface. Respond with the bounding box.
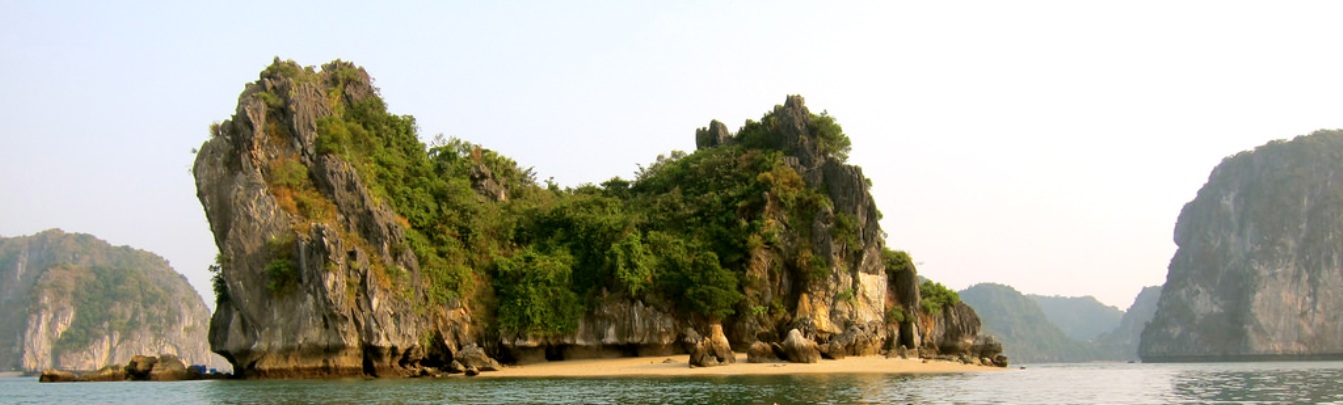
[6,361,1343,404]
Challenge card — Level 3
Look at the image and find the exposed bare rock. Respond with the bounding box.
[726,96,889,356]
[195,59,476,378]
[125,355,158,380]
[695,120,733,150]
[192,60,1003,375]
[469,163,508,202]
[689,324,734,367]
[0,230,226,374]
[502,295,680,361]
[1094,285,1162,361]
[779,329,820,364]
[40,354,225,383]
[75,365,126,382]
[1143,131,1343,362]
[921,302,982,356]
[38,369,76,382]
[454,344,501,372]
[746,341,780,363]
[969,335,1004,360]
[147,355,189,381]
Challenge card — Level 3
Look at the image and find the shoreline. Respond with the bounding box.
[479,353,1002,378]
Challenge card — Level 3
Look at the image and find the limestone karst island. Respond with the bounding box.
[14,58,1343,383]
[1141,131,1343,363]
[190,58,1006,378]
[0,230,229,380]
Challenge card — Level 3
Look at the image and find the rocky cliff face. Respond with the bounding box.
[196,59,1000,377]
[1142,131,1343,361]
[0,229,225,373]
[195,60,477,378]
[1094,285,1161,361]
[727,96,889,353]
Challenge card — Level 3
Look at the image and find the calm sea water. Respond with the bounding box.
[6,361,1343,404]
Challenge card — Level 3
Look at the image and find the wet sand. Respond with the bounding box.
[481,353,1000,378]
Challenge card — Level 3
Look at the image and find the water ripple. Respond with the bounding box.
[6,361,1343,404]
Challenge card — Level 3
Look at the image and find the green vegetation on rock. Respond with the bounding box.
[0,229,222,372]
[241,59,870,335]
[919,280,959,315]
[196,59,1011,376]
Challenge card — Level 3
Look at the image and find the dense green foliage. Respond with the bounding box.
[918,280,960,315]
[492,247,582,335]
[0,231,186,357]
[882,248,915,288]
[49,265,172,353]
[256,59,869,334]
[264,234,298,294]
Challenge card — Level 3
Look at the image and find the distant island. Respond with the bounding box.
[960,283,1161,363]
[192,58,1007,378]
[0,229,227,374]
[1141,131,1343,362]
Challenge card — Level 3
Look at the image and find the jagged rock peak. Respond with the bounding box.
[694,120,732,150]
[195,58,479,378]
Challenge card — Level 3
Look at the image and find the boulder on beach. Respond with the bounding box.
[689,324,735,367]
[747,341,781,363]
[455,344,502,372]
[148,355,190,381]
[779,329,820,364]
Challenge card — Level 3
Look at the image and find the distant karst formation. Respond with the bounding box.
[1031,294,1123,343]
[961,283,1159,363]
[1094,285,1161,361]
[1142,131,1343,362]
[192,58,1005,378]
[960,283,1091,363]
[0,229,227,373]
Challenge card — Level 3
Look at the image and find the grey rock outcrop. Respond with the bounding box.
[695,120,733,150]
[689,324,734,367]
[146,355,190,381]
[0,230,226,374]
[746,341,781,363]
[724,96,890,356]
[1094,285,1161,361]
[195,59,476,378]
[1142,131,1343,362]
[921,302,982,356]
[504,95,947,363]
[454,344,501,372]
[40,354,220,383]
[194,60,1003,375]
[502,295,679,362]
[778,329,820,363]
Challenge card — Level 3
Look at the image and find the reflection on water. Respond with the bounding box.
[1170,364,1343,404]
[6,361,1343,404]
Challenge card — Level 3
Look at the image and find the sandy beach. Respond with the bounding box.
[481,353,1001,378]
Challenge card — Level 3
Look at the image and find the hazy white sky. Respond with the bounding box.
[4,1,1342,310]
